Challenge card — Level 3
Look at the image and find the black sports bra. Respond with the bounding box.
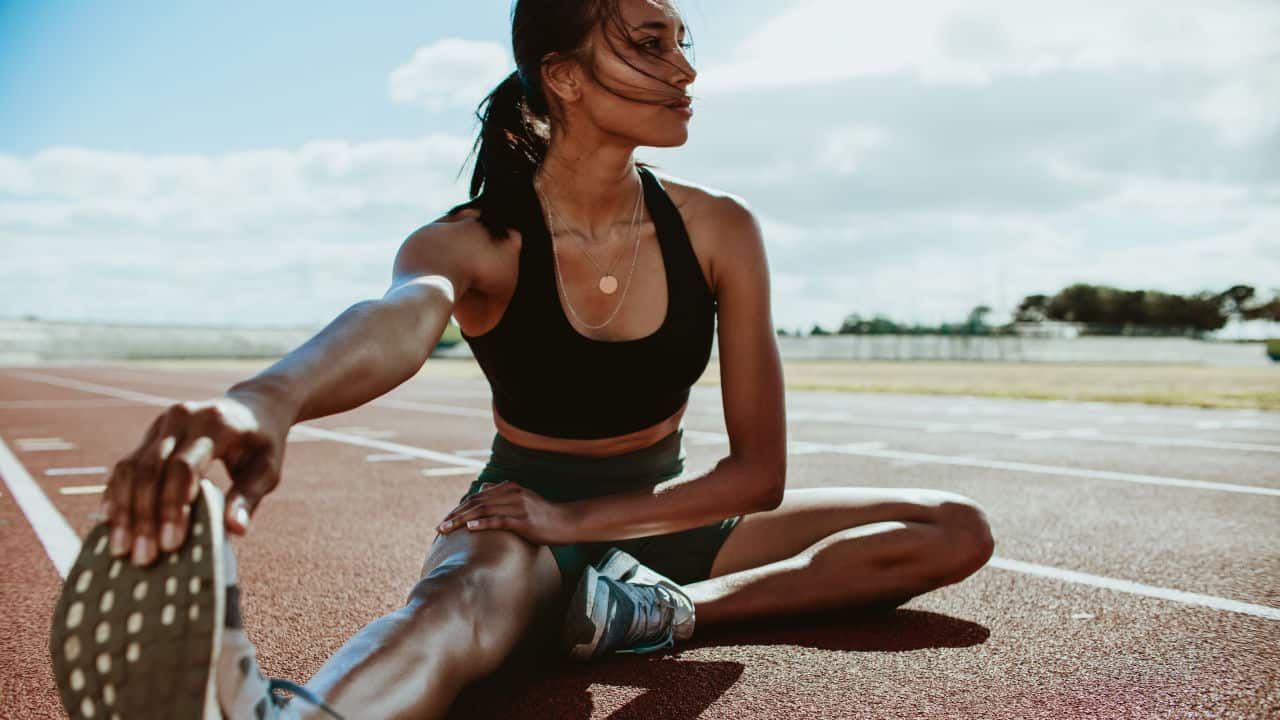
[460,166,717,439]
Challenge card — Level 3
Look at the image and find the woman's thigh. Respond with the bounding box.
[706,486,987,578]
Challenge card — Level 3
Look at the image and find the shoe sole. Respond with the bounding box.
[49,478,226,720]
[561,564,609,662]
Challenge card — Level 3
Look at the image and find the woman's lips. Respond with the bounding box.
[667,98,693,116]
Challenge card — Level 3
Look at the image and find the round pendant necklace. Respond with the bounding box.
[535,168,644,331]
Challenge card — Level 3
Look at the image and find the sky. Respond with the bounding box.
[1,0,1278,335]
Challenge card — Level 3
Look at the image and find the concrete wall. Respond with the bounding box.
[1,318,1273,367]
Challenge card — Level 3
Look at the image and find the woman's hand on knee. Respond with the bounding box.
[437,482,581,545]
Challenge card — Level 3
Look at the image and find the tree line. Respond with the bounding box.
[783,284,1280,338]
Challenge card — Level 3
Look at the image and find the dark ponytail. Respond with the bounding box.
[449,70,550,239]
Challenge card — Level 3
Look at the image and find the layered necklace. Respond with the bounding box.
[533,167,644,331]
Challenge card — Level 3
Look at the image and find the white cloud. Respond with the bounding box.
[816,125,891,175]
[388,38,513,112]
[0,135,473,233]
[699,0,1280,92]
[1193,62,1280,147]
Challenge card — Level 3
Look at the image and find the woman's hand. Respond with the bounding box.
[101,389,293,567]
[437,482,580,546]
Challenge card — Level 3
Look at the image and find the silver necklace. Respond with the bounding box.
[535,170,644,331]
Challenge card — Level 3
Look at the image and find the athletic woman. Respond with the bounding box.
[50,1,995,718]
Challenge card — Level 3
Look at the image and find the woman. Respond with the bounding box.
[50,0,995,718]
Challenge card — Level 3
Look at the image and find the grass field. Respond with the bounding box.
[101,357,1280,411]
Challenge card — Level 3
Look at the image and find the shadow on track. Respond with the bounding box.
[448,608,988,719]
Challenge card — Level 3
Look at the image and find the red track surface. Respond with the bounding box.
[2,364,1278,719]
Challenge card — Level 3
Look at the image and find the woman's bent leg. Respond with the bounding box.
[294,529,562,720]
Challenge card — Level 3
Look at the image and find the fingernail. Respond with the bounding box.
[466,520,479,529]
[234,505,250,529]
[132,535,153,565]
[110,527,129,555]
[439,520,453,531]
[160,522,179,551]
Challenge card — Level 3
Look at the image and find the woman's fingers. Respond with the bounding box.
[156,434,217,552]
[128,424,183,566]
[439,483,517,528]
[438,499,524,533]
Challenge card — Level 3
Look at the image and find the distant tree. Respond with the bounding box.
[1243,296,1280,321]
[809,324,830,336]
[1015,294,1049,322]
[1048,284,1104,323]
[965,305,992,335]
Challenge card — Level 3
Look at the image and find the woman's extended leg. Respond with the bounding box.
[291,529,561,720]
[684,487,995,626]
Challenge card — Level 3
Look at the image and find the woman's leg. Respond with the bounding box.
[292,529,562,720]
[684,487,995,626]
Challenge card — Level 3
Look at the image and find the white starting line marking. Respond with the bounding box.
[45,467,108,476]
[0,435,80,578]
[987,557,1280,621]
[59,485,106,495]
[15,438,77,451]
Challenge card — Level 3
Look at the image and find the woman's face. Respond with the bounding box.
[565,0,697,147]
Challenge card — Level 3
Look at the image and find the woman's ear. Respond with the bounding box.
[541,52,583,105]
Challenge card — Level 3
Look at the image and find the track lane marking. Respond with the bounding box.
[0,435,80,578]
[5,369,1278,622]
[987,557,1280,621]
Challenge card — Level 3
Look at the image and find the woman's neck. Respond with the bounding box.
[535,136,644,243]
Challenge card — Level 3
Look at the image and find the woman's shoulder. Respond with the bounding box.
[396,206,518,302]
[645,168,757,229]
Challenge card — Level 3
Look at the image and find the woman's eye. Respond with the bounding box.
[636,37,692,53]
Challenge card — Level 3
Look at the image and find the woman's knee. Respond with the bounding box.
[405,531,558,669]
[930,494,995,578]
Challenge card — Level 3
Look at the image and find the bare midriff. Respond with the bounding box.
[493,398,688,458]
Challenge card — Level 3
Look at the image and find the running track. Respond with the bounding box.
[2,363,1277,719]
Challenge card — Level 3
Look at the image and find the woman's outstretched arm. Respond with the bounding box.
[230,219,478,423]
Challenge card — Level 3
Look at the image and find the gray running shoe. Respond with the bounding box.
[561,548,696,662]
[50,478,343,719]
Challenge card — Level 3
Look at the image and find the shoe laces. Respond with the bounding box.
[613,580,678,649]
[266,678,346,720]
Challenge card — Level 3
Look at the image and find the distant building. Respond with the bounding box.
[1011,321,1082,339]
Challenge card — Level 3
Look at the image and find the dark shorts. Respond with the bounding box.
[456,427,741,594]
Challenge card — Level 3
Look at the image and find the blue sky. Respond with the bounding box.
[2,0,1278,334]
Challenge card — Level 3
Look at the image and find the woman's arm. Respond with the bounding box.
[227,218,479,424]
[565,195,787,541]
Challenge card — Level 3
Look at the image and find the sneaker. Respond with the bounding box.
[49,478,343,719]
[561,548,696,662]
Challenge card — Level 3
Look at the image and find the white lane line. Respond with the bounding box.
[365,453,416,463]
[45,467,108,476]
[15,441,77,451]
[421,467,479,477]
[0,435,80,578]
[371,398,490,418]
[842,446,1280,497]
[5,371,484,468]
[0,399,137,409]
[988,557,1280,621]
[782,409,1280,454]
[689,430,1279,497]
[6,370,1278,621]
[293,426,484,467]
[15,370,1277,497]
[59,485,106,495]
[332,427,399,439]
